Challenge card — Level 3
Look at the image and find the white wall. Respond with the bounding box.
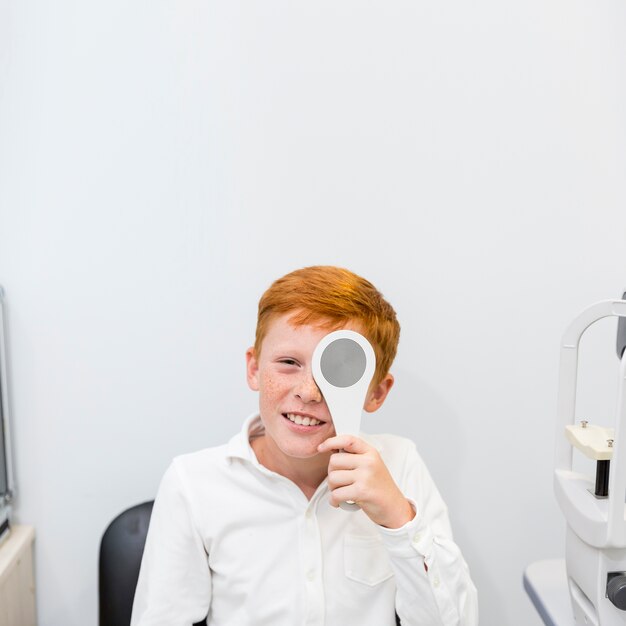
[1,0,626,624]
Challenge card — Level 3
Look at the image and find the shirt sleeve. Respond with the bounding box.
[131,460,212,626]
[376,443,479,626]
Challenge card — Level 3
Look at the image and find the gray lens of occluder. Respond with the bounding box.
[320,338,367,388]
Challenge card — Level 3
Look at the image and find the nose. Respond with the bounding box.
[294,370,323,404]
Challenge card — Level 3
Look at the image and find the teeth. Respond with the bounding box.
[286,413,321,426]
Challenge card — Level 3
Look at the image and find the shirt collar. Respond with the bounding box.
[226,413,264,462]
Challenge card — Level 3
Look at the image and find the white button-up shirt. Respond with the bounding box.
[131,415,478,626]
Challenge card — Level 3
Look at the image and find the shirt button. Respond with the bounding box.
[433,576,440,588]
[412,532,422,544]
[307,570,315,581]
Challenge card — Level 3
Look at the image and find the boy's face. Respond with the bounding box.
[246,313,393,462]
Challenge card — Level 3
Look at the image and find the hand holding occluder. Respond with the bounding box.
[318,434,416,529]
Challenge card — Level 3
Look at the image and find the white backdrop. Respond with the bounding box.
[1,0,626,624]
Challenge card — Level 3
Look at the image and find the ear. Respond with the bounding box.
[246,347,260,391]
[364,373,394,413]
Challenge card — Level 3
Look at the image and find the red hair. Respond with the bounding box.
[254,266,400,385]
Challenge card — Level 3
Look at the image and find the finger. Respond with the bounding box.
[328,451,360,471]
[328,484,359,508]
[318,435,371,454]
[327,469,355,490]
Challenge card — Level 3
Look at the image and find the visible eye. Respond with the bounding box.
[278,358,299,367]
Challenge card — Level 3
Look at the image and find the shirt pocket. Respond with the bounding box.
[343,534,394,586]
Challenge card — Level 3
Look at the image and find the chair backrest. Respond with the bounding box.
[99,500,154,626]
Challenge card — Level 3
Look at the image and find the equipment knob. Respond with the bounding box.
[607,575,626,610]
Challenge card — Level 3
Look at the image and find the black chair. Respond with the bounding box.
[100,500,152,626]
[98,500,208,626]
[99,500,400,625]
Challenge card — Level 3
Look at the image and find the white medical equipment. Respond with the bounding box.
[312,329,376,511]
[555,296,626,625]
[0,287,14,544]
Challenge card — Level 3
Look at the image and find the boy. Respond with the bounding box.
[131,266,478,625]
